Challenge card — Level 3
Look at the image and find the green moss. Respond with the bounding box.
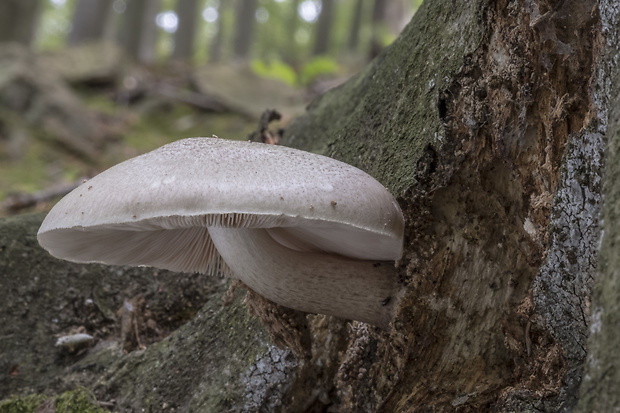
[0,394,47,413]
[79,93,119,115]
[55,388,105,413]
[0,388,103,413]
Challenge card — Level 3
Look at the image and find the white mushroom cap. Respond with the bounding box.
[38,137,404,276]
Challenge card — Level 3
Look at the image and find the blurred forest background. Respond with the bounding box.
[0,0,421,215]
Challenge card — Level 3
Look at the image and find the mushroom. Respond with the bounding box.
[38,137,404,330]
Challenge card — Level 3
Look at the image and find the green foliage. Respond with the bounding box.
[250,56,340,86]
[300,56,340,85]
[36,0,76,51]
[250,59,297,86]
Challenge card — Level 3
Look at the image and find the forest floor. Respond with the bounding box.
[0,42,318,216]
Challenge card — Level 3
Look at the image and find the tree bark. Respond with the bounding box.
[576,1,620,409]
[232,0,257,60]
[172,0,199,61]
[68,0,114,46]
[312,0,335,56]
[0,0,42,47]
[284,0,613,410]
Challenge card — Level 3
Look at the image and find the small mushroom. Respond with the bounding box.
[38,138,404,330]
[55,333,94,352]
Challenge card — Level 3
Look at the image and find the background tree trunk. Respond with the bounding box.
[232,0,257,60]
[208,1,227,63]
[368,0,387,59]
[347,0,365,53]
[137,0,161,64]
[172,0,199,61]
[117,0,160,63]
[68,0,113,46]
[0,0,42,47]
[284,0,301,65]
[312,0,335,56]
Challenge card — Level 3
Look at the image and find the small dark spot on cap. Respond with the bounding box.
[382,296,391,306]
[331,200,337,206]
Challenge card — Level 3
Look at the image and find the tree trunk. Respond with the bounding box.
[208,1,228,63]
[284,0,614,410]
[576,3,620,409]
[347,0,365,52]
[232,0,257,60]
[172,0,198,61]
[0,0,42,47]
[312,0,334,56]
[368,0,387,59]
[137,0,161,64]
[68,0,114,46]
[117,0,161,63]
[284,0,301,65]
[2,0,620,411]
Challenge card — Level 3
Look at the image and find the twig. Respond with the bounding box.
[248,109,282,144]
[1,179,85,214]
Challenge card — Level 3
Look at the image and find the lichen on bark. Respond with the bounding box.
[531,129,603,408]
[576,0,620,409]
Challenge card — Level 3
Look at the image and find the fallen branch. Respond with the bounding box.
[153,83,231,112]
[1,179,85,214]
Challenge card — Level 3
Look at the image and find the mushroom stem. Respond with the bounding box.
[208,227,400,330]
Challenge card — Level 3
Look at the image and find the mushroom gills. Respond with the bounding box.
[208,226,399,330]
